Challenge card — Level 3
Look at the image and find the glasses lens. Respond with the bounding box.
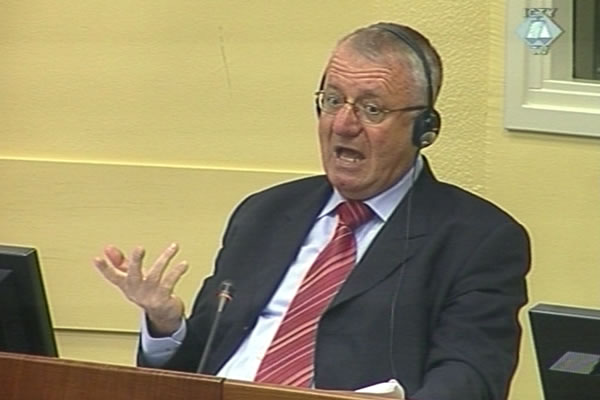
[319,91,342,113]
[357,104,385,124]
[315,91,389,124]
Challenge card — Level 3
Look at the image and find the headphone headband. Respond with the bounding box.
[372,24,434,113]
[372,23,441,148]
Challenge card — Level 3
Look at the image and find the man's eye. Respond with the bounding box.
[324,95,343,107]
[362,104,383,115]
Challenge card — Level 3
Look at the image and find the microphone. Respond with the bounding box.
[196,280,235,374]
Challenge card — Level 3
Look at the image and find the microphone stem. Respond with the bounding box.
[196,280,234,374]
[196,306,224,374]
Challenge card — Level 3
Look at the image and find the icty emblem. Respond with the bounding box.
[516,8,563,55]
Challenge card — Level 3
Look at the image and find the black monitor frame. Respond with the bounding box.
[0,244,58,357]
[529,303,600,400]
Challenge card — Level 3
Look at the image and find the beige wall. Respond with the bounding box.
[486,3,600,399]
[2,1,599,399]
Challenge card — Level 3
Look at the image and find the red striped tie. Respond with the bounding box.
[254,201,373,387]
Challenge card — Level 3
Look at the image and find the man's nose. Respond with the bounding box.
[331,104,362,137]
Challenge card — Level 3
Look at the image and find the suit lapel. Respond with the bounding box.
[242,163,444,315]
[247,179,333,312]
[330,162,439,308]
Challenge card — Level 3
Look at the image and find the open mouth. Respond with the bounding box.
[335,146,365,163]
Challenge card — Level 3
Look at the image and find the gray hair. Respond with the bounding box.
[339,23,443,105]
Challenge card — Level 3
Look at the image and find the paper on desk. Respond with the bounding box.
[354,379,405,399]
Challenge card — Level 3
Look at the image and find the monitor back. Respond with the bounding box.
[0,245,58,357]
[529,303,600,400]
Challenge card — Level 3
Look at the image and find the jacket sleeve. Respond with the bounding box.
[412,222,530,400]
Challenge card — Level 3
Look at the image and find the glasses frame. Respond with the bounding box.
[314,90,426,125]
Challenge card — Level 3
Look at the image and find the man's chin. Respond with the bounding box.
[327,176,369,200]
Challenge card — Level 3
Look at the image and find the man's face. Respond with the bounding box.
[318,42,420,200]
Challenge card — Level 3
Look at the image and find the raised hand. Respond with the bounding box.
[93,243,189,336]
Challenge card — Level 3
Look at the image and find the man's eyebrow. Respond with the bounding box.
[323,83,341,92]
[356,90,383,100]
[323,85,384,100]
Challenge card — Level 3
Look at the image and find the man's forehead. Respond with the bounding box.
[327,52,394,76]
[324,45,411,94]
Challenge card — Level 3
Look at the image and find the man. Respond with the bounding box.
[94,22,530,400]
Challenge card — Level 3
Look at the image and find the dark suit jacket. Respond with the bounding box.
[138,161,530,400]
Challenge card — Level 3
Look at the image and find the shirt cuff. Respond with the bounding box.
[139,314,186,366]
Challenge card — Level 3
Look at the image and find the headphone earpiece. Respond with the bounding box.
[412,107,440,148]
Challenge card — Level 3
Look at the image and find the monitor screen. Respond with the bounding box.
[0,244,58,357]
[529,303,600,400]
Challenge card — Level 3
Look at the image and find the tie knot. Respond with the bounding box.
[337,201,373,230]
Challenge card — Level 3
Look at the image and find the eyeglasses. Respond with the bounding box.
[315,89,426,125]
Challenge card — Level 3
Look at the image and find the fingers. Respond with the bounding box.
[146,243,179,283]
[104,245,127,272]
[95,243,188,304]
[93,256,125,286]
[126,246,145,284]
[161,260,190,290]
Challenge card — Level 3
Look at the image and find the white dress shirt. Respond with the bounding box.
[141,157,423,381]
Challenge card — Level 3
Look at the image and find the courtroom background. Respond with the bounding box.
[1,1,599,399]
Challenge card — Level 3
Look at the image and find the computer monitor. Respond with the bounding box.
[0,244,58,356]
[529,303,600,400]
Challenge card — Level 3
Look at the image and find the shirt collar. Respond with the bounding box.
[319,155,424,222]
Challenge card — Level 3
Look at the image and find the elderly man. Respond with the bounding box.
[94,22,530,400]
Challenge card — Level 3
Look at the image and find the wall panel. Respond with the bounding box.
[0,158,306,331]
[55,328,138,366]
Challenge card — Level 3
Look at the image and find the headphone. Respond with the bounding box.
[316,23,441,149]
